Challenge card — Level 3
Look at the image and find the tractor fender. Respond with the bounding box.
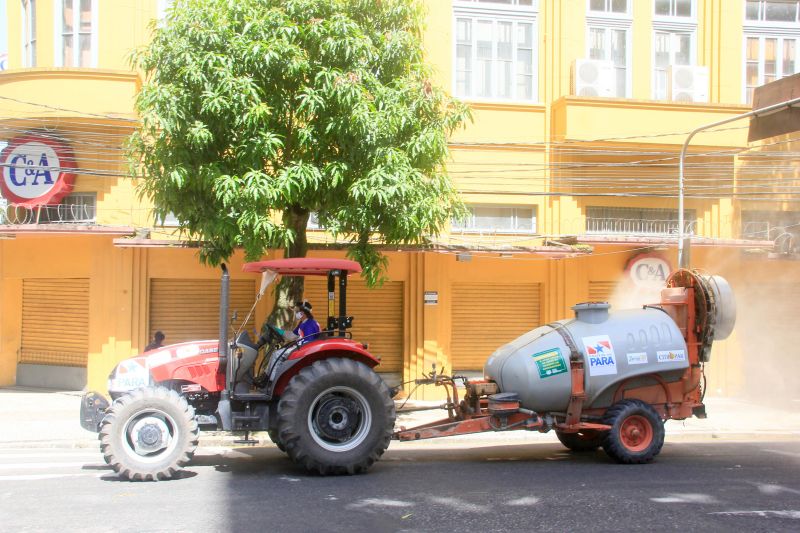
[271,339,380,398]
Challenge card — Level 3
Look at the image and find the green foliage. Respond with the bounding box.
[130,0,470,285]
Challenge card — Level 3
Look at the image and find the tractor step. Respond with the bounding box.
[233,431,259,445]
[233,438,260,445]
[232,393,269,401]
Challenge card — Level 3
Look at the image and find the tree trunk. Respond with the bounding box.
[267,207,310,330]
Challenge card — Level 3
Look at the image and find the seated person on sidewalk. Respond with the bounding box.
[144,331,165,352]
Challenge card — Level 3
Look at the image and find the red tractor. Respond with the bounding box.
[81,258,396,480]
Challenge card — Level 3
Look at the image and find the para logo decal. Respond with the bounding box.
[0,134,76,207]
[109,359,149,391]
[582,335,618,376]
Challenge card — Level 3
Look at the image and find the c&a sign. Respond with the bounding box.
[625,253,672,289]
[0,134,76,207]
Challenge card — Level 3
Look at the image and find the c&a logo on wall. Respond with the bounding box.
[625,252,672,289]
[0,134,76,207]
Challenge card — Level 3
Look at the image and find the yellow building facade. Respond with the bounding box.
[1,0,798,399]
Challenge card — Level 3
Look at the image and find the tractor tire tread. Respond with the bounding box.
[268,429,286,453]
[276,358,395,475]
[98,386,199,481]
[556,430,604,452]
[601,399,665,464]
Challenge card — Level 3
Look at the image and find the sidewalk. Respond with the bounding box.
[0,386,798,450]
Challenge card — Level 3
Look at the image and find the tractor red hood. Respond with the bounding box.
[108,340,223,394]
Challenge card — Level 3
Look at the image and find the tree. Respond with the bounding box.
[130,0,469,328]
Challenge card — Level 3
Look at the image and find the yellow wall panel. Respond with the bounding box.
[450,282,542,370]
[303,278,405,373]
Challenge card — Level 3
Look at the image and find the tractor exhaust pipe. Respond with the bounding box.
[219,264,230,384]
[218,264,232,430]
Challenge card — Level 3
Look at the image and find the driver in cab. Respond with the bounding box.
[275,300,321,346]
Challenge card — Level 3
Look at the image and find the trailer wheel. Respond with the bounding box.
[99,387,199,481]
[556,430,603,452]
[277,358,396,475]
[601,399,664,464]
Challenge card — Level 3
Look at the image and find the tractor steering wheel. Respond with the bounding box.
[265,323,285,344]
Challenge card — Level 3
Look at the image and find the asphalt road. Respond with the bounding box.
[0,439,799,532]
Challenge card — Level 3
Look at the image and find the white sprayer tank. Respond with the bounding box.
[484,303,689,413]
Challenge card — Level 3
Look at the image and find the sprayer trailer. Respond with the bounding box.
[393,269,735,465]
[80,260,734,480]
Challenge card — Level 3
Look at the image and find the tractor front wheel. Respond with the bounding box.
[277,358,395,475]
[601,399,664,464]
[556,430,604,452]
[99,387,199,481]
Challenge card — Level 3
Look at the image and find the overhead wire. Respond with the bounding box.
[2,95,800,203]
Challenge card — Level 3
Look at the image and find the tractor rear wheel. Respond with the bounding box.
[556,430,603,452]
[99,387,199,481]
[277,358,396,475]
[601,399,664,464]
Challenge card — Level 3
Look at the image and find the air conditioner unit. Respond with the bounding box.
[572,59,615,97]
[668,65,709,103]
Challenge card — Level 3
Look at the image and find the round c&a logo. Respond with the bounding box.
[0,134,76,206]
[625,253,671,289]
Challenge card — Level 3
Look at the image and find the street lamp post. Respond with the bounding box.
[678,96,800,268]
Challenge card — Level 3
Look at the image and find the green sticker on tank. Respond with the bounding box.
[531,348,568,379]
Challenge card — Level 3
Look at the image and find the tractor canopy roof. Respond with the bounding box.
[242,258,362,276]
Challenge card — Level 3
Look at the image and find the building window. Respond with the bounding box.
[22,0,37,67]
[652,1,696,100]
[745,35,800,103]
[156,211,180,227]
[743,2,800,103]
[585,206,696,236]
[589,0,629,14]
[587,26,630,97]
[307,212,325,230]
[746,1,800,22]
[458,0,535,5]
[453,1,538,101]
[452,205,537,234]
[157,0,174,20]
[585,0,631,97]
[56,0,97,68]
[741,210,800,240]
[655,0,692,17]
[653,32,693,99]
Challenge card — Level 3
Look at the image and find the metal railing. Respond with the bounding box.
[742,221,799,240]
[741,221,772,240]
[2,202,97,225]
[585,217,696,237]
